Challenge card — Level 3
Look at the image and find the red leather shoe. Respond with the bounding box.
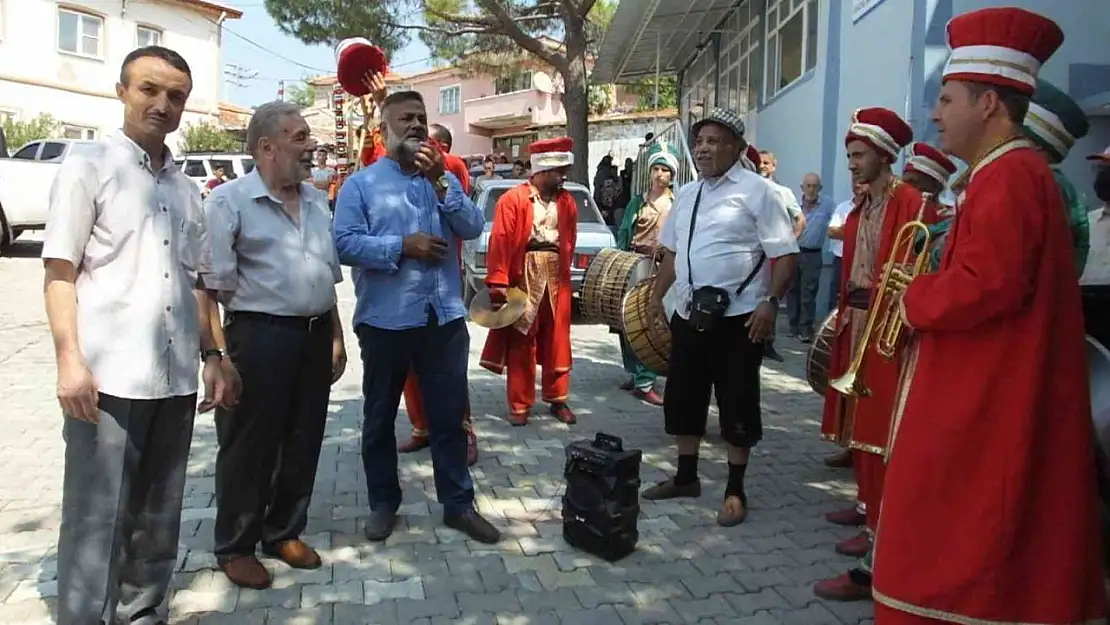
[507,412,529,427]
[466,430,478,466]
[633,388,664,406]
[813,571,872,602]
[550,403,577,425]
[825,506,866,526]
[835,531,871,557]
[397,435,429,453]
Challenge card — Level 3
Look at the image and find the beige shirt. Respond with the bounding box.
[1081,206,1110,286]
[630,190,673,251]
[530,185,560,245]
[42,132,211,400]
[203,170,342,317]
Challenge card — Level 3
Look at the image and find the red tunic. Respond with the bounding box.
[479,183,577,376]
[873,144,1106,624]
[820,181,938,455]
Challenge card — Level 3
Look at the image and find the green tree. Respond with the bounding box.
[287,80,316,109]
[263,0,615,184]
[179,121,241,153]
[2,114,61,153]
[626,75,678,112]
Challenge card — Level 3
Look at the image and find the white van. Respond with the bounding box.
[176,153,255,193]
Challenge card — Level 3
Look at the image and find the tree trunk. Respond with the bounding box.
[560,58,591,185]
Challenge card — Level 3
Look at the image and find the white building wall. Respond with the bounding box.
[0,0,228,155]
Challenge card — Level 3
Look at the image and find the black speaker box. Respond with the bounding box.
[561,433,642,561]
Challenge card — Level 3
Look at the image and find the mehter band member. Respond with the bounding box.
[818,107,937,561]
[641,108,799,527]
[479,138,579,426]
[872,8,1107,624]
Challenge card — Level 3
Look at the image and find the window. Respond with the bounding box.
[0,110,15,125]
[137,26,162,48]
[720,1,761,115]
[11,143,39,160]
[495,72,533,95]
[209,159,234,177]
[39,142,66,161]
[183,160,207,178]
[241,158,255,173]
[765,0,818,97]
[63,125,96,140]
[58,9,103,58]
[439,85,461,115]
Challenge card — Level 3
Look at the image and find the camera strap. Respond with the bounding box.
[684,181,767,297]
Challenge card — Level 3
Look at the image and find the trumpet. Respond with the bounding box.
[829,203,933,398]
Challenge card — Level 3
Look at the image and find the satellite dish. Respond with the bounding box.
[532,71,554,93]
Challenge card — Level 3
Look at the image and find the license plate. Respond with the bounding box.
[574,254,593,269]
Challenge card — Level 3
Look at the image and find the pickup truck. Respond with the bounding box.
[0,138,99,251]
[461,179,618,305]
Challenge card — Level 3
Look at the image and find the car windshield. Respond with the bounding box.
[480,187,601,223]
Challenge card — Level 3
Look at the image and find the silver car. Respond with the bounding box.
[462,179,617,305]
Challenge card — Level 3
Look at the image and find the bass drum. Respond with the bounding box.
[580,248,654,329]
[805,311,838,395]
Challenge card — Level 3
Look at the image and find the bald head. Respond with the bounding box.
[429,123,452,151]
[801,173,822,203]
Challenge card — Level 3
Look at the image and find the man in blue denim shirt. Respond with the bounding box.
[788,173,835,342]
[333,91,499,545]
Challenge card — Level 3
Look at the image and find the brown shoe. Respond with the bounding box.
[632,388,664,406]
[716,495,748,527]
[813,571,873,602]
[825,506,866,526]
[835,531,871,557]
[507,411,529,427]
[262,539,322,569]
[219,555,271,589]
[398,435,429,453]
[824,450,853,468]
[642,478,701,501]
[550,403,577,425]
[466,430,478,466]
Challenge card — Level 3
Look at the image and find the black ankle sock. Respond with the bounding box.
[725,462,748,503]
[675,454,699,485]
[848,568,873,586]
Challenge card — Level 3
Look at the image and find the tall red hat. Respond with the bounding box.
[943,8,1063,96]
[744,144,761,171]
[529,137,574,173]
[904,142,957,188]
[845,107,913,161]
[336,38,388,97]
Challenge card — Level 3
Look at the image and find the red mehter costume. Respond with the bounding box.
[820,108,937,557]
[479,138,577,424]
[399,144,476,461]
[872,8,1107,624]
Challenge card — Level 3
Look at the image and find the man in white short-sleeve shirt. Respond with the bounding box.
[643,108,799,528]
[41,47,228,625]
[826,187,861,312]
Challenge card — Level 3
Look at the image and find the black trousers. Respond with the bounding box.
[1082,285,1110,349]
[213,312,334,560]
[663,312,765,448]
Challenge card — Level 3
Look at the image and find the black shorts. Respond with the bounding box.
[663,312,764,447]
[1082,286,1110,349]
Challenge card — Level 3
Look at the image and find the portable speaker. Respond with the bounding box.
[561,432,642,561]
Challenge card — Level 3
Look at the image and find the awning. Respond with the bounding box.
[591,0,739,84]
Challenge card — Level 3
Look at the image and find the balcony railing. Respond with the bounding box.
[464,89,558,129]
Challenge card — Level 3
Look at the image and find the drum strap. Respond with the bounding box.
[685,182,766,296]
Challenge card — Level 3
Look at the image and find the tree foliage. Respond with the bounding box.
[261,0,412,54]
[2,114,61,153]
[626,75,678,112]
[179,121,241,153]
[287,80,316,109]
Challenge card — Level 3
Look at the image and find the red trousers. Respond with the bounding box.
[506,297,569,415]
[403,370,472,436]
[853,449,887,532]
[874,603,946,623]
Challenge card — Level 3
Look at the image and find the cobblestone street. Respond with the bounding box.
[0,235,872,624]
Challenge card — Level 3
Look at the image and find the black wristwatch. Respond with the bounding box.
[201,348,224,362]
[761,295,779,309]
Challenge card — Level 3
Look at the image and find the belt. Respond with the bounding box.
[800,247,823,253]
[845,287,872,310]
[526,242,559,253]
[229,310,332,332]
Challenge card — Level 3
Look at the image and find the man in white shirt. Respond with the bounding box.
[826,185,863,313]
[42,46,228,625]
[1083,146,1110,347]
[643,108,799,527]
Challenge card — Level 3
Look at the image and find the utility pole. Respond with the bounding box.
[278,80,285,102]
[222,63,258,100]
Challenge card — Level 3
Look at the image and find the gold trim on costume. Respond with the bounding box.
[872,589,1105,625]
[847,441,886,456]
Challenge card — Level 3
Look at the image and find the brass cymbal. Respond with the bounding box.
[469,287,528,329]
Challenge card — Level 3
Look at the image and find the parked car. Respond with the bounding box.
[461,179,617,305]
[468,163,517,180]
[0,138,100,252]
[175,152,255,193]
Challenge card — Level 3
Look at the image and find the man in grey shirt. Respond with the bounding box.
[788,173,835,342]
[43,46,228,625]
[203,102,347,589]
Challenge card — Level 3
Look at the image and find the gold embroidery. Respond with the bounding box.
[872,588,1105,625]
[513,251,560,335]
[948,56,1035,76]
